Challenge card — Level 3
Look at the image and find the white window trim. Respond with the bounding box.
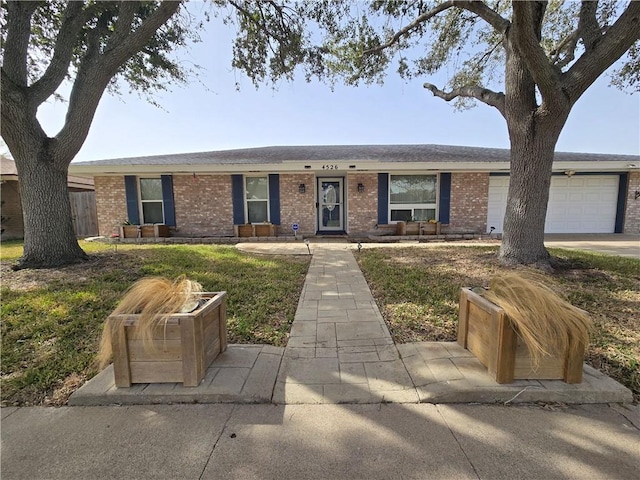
[138,177,165,225]
[388,173,439,223]
[244,175,270,224]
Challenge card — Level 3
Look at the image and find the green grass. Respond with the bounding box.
[356,246,640,402]
[1,242,309,406]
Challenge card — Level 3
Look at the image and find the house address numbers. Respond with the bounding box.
[322,164,339,170]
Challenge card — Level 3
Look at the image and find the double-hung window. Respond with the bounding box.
[139,178,165,224]
[389,174,437,222]
[245,176,269,223]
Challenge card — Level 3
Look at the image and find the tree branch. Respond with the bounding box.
[29,2,93,106]
[578,0,603,52]
[453,0,510,33]
[54,1,183,162]
[2,1,39,87]
[100,1,182,72]
[565,1,640,102]
[363,1,456,55]
[423,82,506,117]
[106,1,141,52]
[363,1,509,56]
[511,1,564,105]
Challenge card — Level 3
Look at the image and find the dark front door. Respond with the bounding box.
[317,178,344,232]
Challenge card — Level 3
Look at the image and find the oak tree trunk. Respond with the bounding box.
[499,123,564,267]
[498,21,571,268]
[15,149,88,269]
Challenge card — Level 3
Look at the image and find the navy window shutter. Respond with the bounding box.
[124,175,140,225]
[377,173,389,224]
[268,174,281,225]
[231,174,245,224]
[615,173,628,234]
[439,173,451,224]
[161,175,176,226]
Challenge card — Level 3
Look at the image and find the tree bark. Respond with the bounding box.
[16,149,88,269]
[498,18,571,268]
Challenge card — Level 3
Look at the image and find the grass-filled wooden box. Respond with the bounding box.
[108,291,227,387]
[457,288,584,384]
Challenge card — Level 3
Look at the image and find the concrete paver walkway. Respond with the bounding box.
[70,240,633,406]
[273,247,417,404]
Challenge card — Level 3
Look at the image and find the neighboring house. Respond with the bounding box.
[68,144,640,239]
[1,156,97,240]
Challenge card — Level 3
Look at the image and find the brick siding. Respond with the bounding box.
[624,171,640,234]
[346,173,378,235]
[278,173,316,235]
[173,174,234,237]
[94,176,127,236]
[448,172,489,233]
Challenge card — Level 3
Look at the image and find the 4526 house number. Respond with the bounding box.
[322,164,339,170]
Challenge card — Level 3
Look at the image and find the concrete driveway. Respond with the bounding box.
[544,234,640,258]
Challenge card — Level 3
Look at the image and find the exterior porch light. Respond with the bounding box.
[299,183,306,193]
[357,183,365,193]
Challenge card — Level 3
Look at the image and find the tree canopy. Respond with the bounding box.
[225,0,639,266]
[1,0,199,268]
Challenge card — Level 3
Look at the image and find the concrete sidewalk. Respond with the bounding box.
[70,241,633,406]
[2,403,639,479]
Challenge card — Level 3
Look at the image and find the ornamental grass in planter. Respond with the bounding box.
[96,276,227,387]
[458,272,592,384]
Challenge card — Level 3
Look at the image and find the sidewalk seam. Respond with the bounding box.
[198,404,237,480]
[435,404,481,480]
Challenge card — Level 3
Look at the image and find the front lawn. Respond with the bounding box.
[356,246,640,402]
[0,242,309,406]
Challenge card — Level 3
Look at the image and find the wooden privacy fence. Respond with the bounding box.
[70,191,98,237]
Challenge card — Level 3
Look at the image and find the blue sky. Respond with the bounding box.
[36,5,640,162]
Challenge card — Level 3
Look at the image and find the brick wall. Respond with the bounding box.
[94,176,127,236]
[0,180,24,240]
[173,174,234,237]
[346,173,378,235]
[624,171,640,233]
[279,173,316,235]
[448,172,489,233]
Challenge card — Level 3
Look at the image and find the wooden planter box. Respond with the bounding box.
[235,223,275,237]
[420,222,441,235]
[107,292,228,387]
[395,221,441,236]
[254,223,275,237]
[120,225,141,238]
[236,224,254,238]
[457,288,584,384]
[120,224,170,238]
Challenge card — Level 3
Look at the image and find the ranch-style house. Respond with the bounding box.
[68,144,640,239]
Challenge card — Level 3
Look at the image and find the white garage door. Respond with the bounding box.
[486,175,619,234]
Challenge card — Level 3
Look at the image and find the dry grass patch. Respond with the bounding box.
[356,246,640,402]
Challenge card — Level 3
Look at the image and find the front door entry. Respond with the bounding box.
[317,178,344,232]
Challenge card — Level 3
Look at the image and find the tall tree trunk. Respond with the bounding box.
[15,149,88,269]
[499,25,571,268]
[499,121,563,267]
